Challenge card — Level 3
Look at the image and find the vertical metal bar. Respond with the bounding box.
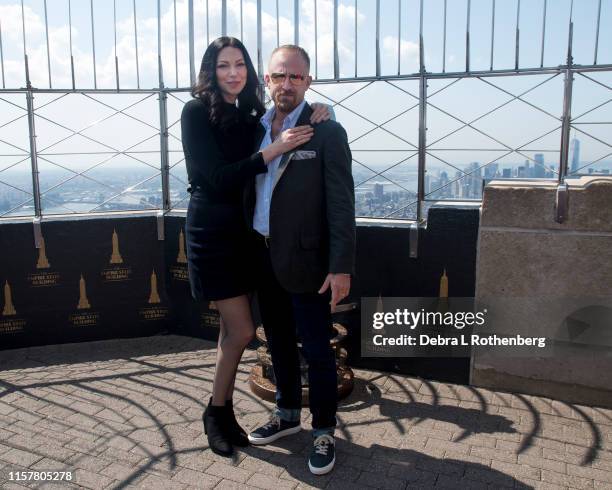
[314,0,318,78]
[174,0,178,87]
[157,0,163,88]
[26,91,42,217]
[442,0,447,72]
[559,17,574,182]
[257,0,263,80]
[21,0,40,214]
[466,0,471,72]
[334,0,339,79]
[21,0,28,86]
[294,0,299,45]
[540,0,547,68]
[594,0,601,64]
[490,0,495,70]
[68,0,75,89]
[159,91,170,211]
[133,0,140,88]
[114,0,120,90]
[240,0,243,42]
[375,0,380,77]
[354,0,357,77]
[43,0,52,88]
[397,0,401,75]
[276,0,280,47]
[206,0,210,45]
[189,0,195,87]
[0,20,5,89]
[417,0,426,222]
[158,0,170,212]
[90,0,97,89]
[514,0,520,70]
[417,74,427,222]
[222,0,227,36]
[419,0,424,72]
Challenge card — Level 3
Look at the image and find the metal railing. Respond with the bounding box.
[0,0,610,222]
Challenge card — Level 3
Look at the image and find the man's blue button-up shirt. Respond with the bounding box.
[253,100,307,237]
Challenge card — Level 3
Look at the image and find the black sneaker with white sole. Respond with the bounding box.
[247,414,301,445]
[308,434,335,475]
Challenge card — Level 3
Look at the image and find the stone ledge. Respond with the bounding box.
[481,176,612,232]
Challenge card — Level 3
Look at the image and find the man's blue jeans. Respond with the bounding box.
[255,236,337,433]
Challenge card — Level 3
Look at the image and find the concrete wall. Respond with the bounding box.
[472,176,612,407]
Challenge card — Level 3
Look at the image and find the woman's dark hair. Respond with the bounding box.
[192,37,265,127]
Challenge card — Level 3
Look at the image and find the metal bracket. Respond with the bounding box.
[409,221,419,258]
[33,217,42,249]
[555,182,569,224]
[156,210,165,241]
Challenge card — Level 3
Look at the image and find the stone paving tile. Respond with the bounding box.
[0,335,610,489]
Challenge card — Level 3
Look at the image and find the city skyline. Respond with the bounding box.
[2,135,610,219]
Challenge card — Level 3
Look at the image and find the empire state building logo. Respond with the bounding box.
[110,229,123,264]
[2,280,16,316]
[177,229,187,263]
[102,229,131,282]
[0,280,26,334]
[28,234,60,287]
[70,274,99,327]
[139,269,168,321]
[170,229,189,281]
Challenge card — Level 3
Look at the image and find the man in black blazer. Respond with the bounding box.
[245,45,355,475]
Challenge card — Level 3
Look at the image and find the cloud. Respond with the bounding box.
[1,0,369,89]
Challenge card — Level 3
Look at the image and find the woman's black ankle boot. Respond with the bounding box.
[225,399,249,447]
[203,398,233,456]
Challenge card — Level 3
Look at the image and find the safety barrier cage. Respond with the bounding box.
[0,0,610,224]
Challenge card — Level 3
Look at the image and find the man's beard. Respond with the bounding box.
[274,92,298,112]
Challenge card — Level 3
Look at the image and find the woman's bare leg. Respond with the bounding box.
[210,295,255,406]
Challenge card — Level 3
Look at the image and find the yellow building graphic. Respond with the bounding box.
[2,280,16,316]
[439,269,449,298]
[148,270,161,304]
[36,236,50,269]
[77,274,91,309]
[110,229,123,264]
[177,229,187,263]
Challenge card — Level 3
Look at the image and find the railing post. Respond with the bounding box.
[559,34,573,183]
[188,0,195,88]
[158,0,170,215]
[417,0,426,224]
[556,17,573,223]
[222,0,227,36]
[417,73,427,224]
[25,60,42,221]
[159,89,170,212]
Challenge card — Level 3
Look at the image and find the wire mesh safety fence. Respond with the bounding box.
[0,0,610,221]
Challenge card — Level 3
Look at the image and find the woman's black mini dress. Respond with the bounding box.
[181,98,267,301]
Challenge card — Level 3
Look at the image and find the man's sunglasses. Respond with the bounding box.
[269,73,308,86]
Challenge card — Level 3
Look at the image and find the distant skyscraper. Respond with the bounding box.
[570,138,580,174]
[502,168,512,178]
[439,171,449,198]
[534,154,545,178]
[465,162,482,198]
[484,163,499,180]
[374,183,384,200]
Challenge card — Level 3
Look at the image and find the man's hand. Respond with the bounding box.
[318,273,351,311]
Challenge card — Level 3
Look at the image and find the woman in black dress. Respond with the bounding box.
[181,37,328,456]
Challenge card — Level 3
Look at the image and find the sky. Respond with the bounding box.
[0,0,611,208]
